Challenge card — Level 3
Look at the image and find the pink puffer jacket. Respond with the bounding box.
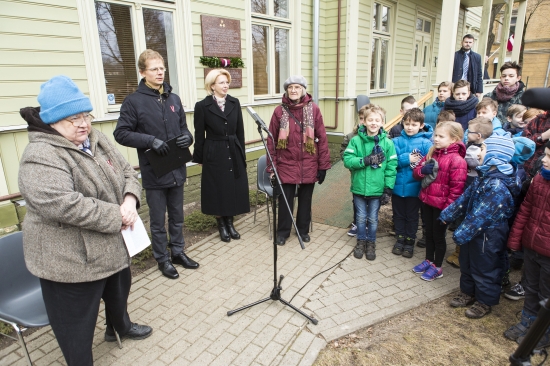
[413,142,467,210]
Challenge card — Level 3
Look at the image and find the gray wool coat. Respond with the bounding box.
[18,128,142,283]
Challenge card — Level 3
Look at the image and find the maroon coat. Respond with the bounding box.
[267,94,331,184]
[523,111,550,177]
[508,174,550,257]
[413,142,467,210]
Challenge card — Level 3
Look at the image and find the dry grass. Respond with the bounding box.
[314,271,546,366]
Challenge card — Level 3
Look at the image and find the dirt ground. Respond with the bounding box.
[314,270,547,366]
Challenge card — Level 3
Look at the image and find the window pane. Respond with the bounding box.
[274,0,288,18]
[143,8,177,94]
[423,45,427,67]
[274,28,289,94]
[370,39,379,90]
[252,24,269,95]
[372,3,379,30]
[251,0,268,14]
[381,6,390,32]
[414,44,418,67]
[95,2,138,104]
[379,39,388,89]
[424,20,431,33]
[416,18,423,31]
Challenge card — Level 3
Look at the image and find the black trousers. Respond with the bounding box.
[391,195,421,239]
[40,268,132,366]
[523,248,550,316]
[146,185,185,263]
[277,183,315,238]
[423,203,448,267]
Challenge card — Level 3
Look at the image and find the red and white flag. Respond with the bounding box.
[507,34,514,52]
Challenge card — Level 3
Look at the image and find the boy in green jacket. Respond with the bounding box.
[344,104,397,260]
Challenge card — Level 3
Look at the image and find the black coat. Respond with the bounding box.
[193,95,250,216]
[114,80,193,189]
[452,50,483,94]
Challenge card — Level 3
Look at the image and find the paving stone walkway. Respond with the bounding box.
[0,208,460,366]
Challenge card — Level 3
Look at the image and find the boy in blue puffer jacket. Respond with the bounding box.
[391,108,433,257]
[424,81,452,129]
[440,136,520,319]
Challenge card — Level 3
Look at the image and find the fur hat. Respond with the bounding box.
[38,75,93,124]
[511,136,536,164]
[283,75,308,91]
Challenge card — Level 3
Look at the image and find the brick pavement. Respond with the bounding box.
[0,208,460,366]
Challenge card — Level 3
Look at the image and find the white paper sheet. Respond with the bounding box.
[121,217,151,257]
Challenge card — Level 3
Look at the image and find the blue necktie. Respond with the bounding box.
[462,52,469,80]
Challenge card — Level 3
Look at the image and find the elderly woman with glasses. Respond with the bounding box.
[18,75,151,366]
[193,69,250,243]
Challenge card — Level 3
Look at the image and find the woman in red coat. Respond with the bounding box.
[267,76,331,246]
[504,141,550,349]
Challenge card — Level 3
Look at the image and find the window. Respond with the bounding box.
[371,2,391,92]
[251,0,291,96]
[94,1,178,106]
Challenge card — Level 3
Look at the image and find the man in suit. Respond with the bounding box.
[452,34,483,99]
[114,49,199,279]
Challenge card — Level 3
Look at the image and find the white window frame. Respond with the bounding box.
[369,1,393,94]
[247,0,299,100]
[76,0,196,118]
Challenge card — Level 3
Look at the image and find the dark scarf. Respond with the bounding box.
[503,122,524,136]
[277,93,315,154]
[541,167,550,180]
[444,94,478,117]
[20,107,63,136]
[495,82,520,102]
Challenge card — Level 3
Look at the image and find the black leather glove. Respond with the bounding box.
[421,163,435,175]
[176,134,192,149]
[380,187,392,206]
[151,138,170,156]
[317,170,327,184]
[363,151,385,166]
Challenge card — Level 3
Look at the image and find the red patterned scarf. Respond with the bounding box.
[277,94,316,155]
[495,82,520,102]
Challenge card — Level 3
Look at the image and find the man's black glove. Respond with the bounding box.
[363,151,385,166]
[421,163,435,175]
[176,134,192,149]
[380,187,392,206]
[317,170,327,184]
[151,138,170,156]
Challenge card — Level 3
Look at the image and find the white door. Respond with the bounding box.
[411,16,434,100]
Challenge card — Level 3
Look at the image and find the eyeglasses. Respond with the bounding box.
[288,86,303,91]
[65,113,93,127]
[146,67,166,73]
[468,131,481,135]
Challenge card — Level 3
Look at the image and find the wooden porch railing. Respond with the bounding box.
[383,91,434,131]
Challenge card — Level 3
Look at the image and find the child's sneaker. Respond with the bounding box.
[420,264,443,281]
[465,301,491,319]
[416,228,426,248]
[446,245,460,267]
[504,310,536,341]
[347,223,358,237]
[353,239,366,259]
[392,235,404,255]
[504,282,525,301]
[412,259,432,274]
[365,241,376,261]
[450,292,475,307]
[517,325,550,349]
[402,237,414,258]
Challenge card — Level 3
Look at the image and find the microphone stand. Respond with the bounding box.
[509,298,550,365]
[227,112,318,325]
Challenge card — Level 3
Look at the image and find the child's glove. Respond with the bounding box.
[363,151,385,166]
[421,163,435,175]
[380,187,392,206]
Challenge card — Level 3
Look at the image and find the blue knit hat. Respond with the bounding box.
[482,135,515,175]
[38,75,93,124]
[511,136,536,164]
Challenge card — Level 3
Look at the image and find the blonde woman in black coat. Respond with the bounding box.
[193,69,250,242]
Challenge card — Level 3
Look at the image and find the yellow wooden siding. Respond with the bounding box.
[392,1,416,93]
[355,1,372,95]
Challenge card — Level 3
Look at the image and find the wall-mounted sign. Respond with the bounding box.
[201,15,242,58]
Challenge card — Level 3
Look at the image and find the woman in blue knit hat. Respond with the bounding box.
[18,75,152,366]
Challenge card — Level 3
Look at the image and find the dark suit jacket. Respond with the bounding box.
[452,50,483,94]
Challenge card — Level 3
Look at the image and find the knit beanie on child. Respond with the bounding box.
[481,135,515,175]
[38,75,93,124]
[510,136,536,165]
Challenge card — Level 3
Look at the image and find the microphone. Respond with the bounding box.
[521,88,550,111]
[247,107,270,133]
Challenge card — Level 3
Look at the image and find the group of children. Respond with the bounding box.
[342,60,550,350]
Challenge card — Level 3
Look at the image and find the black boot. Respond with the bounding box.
[402,237,415,258]
[392,235,405,255]
[223,216,241,239]
[416,228,426,248]
[216,217,231,242]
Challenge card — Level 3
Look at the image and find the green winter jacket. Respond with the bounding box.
[343,128,397,197]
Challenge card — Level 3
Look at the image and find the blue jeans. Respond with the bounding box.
[353,194,381,242]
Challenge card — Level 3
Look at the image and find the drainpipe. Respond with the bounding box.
[330,0,342,130]
[545,56,550,87]
[313,0,319,104]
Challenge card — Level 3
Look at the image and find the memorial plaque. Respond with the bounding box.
[204,68,242,88]
[201,15,242,57]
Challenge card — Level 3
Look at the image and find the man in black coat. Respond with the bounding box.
[452,34,483,98]
[114,49,199,279]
